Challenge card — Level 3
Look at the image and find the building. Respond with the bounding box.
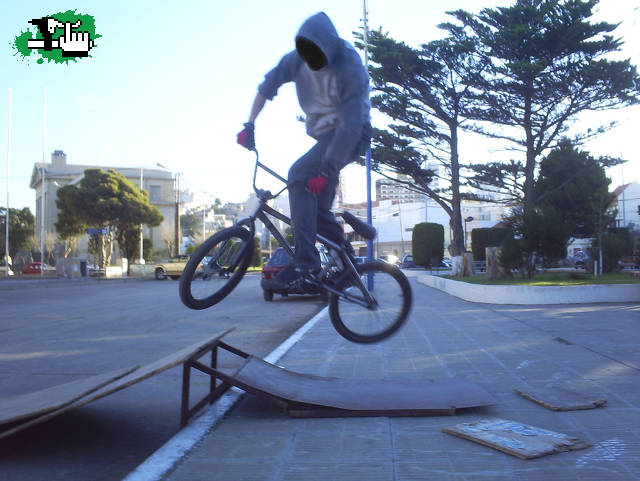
[343,198,450,259]
[30,150,178,261]
[376,175,427,204]
[612,181,640,231]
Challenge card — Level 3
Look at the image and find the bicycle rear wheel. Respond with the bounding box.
[179,226,253,310]
[329,261,412,343]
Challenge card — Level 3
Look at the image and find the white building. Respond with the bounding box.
[30,150,178,260]
[613,181,640,231]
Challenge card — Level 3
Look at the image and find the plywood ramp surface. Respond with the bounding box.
[234,356,495,414]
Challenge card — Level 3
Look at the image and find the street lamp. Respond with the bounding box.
[464,216,474,252]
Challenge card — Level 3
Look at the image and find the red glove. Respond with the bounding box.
[236,122,255,150]
[307,175,328,195]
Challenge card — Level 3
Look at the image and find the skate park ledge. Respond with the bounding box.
[418,274,640,304]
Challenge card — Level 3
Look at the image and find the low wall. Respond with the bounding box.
[418,274,640,304]
[129,264,155,278]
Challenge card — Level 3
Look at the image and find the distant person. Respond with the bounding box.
[237,12,371,288]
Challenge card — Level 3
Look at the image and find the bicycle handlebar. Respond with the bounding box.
[251,149,288,201]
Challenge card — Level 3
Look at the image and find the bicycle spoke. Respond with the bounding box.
[179,226,252,310]
[329,261,412,343]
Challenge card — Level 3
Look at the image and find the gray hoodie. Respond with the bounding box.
[259,12,371,175]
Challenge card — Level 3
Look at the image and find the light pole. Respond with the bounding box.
[464,216,474,252]
[5,88,11,277]
[41,86,47,278]
[40,166,46,277]
[139,167,144,264]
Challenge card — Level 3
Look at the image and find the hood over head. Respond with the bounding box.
[295,12,340,70]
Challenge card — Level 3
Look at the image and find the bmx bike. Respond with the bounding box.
[179,151,412,343]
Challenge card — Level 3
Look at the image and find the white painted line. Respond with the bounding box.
[120,306,327,481]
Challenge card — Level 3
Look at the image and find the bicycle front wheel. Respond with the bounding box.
[179,226,253,310]
[329,261,412,343]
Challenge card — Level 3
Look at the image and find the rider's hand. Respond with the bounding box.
[307,174,328,195]
[236,122,255,150]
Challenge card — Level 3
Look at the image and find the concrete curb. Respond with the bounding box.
[418,274,640,304]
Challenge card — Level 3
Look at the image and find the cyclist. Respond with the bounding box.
[237,12,371,289]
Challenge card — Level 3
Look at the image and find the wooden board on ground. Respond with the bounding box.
[442,418,591,459]
[515,386,606,411]
[0,366,138,427]
[232,356,496,417]
[0,329,232,441]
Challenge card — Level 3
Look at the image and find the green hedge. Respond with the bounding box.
[412,223,444,267]
[471,227,510,260]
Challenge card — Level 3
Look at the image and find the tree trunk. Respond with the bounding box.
[485,246,502,280]
[452,253,475,277]
[448,125,465,257]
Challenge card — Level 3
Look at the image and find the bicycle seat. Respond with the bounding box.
[340,211,377,240]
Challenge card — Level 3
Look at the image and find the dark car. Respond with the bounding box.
[400,254,417,269]
[570,251,589,268]
[261,247,328,301]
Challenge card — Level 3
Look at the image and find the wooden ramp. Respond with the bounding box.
[0,329,232,441]
[1,333,495,440]
[443,418,591,459]
[182,342,496,421]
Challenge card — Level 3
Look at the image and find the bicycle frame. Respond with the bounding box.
[231,151,377,309]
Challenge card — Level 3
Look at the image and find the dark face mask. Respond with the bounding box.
[296,38,328,71]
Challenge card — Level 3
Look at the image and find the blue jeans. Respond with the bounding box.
[287,132,346,271]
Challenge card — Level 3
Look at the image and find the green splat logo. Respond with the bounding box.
[12,10,100,64]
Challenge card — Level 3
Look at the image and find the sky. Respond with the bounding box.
[1,0,639,215]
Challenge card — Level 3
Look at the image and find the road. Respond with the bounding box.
[0,275,325,481]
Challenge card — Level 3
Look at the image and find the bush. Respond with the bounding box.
[471,228,510,261]
[471,228,491,261]
[591,228,630,273]
[412,223,444,267]
[498,234,523,275]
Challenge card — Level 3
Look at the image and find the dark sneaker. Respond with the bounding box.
[262,265,306,290]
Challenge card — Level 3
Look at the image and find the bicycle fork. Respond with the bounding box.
[310,249,379,310]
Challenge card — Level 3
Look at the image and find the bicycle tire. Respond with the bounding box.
[329,261,412,343]
[179,226,253,310]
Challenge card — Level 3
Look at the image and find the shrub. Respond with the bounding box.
[472,227,511,261]
[412,223,444,267]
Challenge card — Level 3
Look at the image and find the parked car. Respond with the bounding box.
[154,255,191,280]
[399,254,418,269]
[261,247,328,301]
[22,262,53,274]
[353,256,368,265]
[378,254,399,265]
[569,251,589,268]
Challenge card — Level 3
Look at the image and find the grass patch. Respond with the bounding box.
[445,271,640,286]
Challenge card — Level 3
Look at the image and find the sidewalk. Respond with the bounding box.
[138,278,640,480]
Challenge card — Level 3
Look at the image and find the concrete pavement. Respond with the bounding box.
[125,275,640,481]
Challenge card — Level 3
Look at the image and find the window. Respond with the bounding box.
[150,185,161,202]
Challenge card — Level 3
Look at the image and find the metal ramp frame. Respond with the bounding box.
[180,340,496,427]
